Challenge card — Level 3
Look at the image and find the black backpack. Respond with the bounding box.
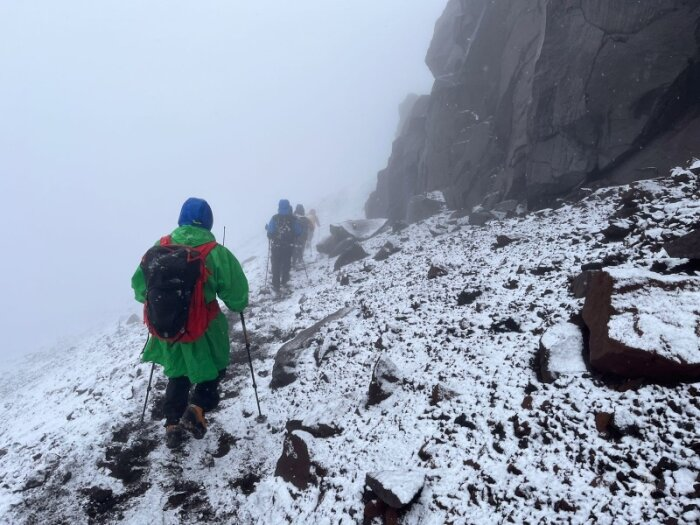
[272,214,297,245]
[140,236,219,342]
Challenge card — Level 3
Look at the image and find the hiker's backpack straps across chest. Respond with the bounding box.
[141,237,220,343]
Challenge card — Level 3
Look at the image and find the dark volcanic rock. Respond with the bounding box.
[494,235,516,249]
[275,432,313,490]
[602,221,633,242]
[367,356,401,406]
[664,229,700,260]
[491,318,521,333]
[427,265,448,280]
[457,288,482,306]
[365,471,425,510]
[570,270,597,299]
[406,194,444,223]
[582,268,700,382]
[469,210,496,226]
[366,0,700,217]
[374,241,401,262]
[334,243,369,271]
[271,308,354,389]
[286,419,342,439]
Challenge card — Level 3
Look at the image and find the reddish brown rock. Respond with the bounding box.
[582,269,700,382]
[275,432,312,490]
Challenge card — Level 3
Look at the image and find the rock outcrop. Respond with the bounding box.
[366,0,700,220]
[365,470,425,510]
[582,268,700,382]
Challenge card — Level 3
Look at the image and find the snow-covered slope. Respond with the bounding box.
[1,167,699,524]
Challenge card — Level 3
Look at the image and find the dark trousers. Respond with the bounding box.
[271,243,293,290]
[163,369,225,426]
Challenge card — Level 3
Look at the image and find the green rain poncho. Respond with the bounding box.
[131,225,249,383]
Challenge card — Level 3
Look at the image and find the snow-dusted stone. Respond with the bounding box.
[602,220,633,241]
[286,404,344,438]
[334,242,369,271]
[274,431,314,490]
[406,194,444,224]
[365,470,425,509]
[367,356,401,406]
[427,265,448,279]
[664,228,700,260]
[538,323,587,383]
[330,218,389,241]
[469,210,495,226]
[374,241,400,262]
[570,270,596,298]
[582,268,700,382]
[271,308,354,389]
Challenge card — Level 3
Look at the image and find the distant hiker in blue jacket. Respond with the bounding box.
[266,199,302,292]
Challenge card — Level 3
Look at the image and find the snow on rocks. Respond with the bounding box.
[537,322,587,383]
[330,218,389,241]
[3,167,700,524]
[367,355,402,406]
[664,228,700,260]
[365,470,425,509]
[274,431,327,490]
[583,268,700,381]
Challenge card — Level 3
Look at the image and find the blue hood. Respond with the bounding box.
[278,199,292,215]
[178,197,214,231]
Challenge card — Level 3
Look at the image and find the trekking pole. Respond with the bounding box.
[301,257,309,280]
[222,226,227,247]
[264,240,271,289]
[240,312,264,421]
[139,334,153,424]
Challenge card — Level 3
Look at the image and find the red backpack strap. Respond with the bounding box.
[196,241,218,259]
[160,235,172,246]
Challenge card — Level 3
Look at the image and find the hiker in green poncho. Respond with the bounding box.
[132,197,249,449]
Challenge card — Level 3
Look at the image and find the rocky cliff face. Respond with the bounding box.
[366,0,700,220]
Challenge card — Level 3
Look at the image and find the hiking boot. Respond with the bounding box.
[181,405,207,439]
[165,424,185,449]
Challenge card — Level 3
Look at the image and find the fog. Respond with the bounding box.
[0,1,445,362]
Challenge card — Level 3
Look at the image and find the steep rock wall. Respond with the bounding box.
[366,0,700,220]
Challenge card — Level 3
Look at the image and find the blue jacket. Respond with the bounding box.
[266,199,302,243]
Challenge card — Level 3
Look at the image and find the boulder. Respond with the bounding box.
[493,235,517,249]
[427,265,448,280]
[367,356,401,406]
[570,270,596,298]
[334,243,369,271]
[275,431,317,490]
[285,403,344,438]
[374,241,401,262]
[537,323,587,383]
[126,314,140,325]
[469,210,496,226]
[330,218,389,241]
[271,308,354,389]
[457,288,482,306]
[365,470,425,509]
[582,268,700,381]
[493,200,519,214]
[664,229,700,260]
[406,194,445,224]
[602,220,633,241]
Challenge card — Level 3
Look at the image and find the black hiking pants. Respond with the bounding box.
[271,243,293,291]
[163,369,226,426]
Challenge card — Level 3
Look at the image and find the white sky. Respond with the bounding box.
[0,0,445,361]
